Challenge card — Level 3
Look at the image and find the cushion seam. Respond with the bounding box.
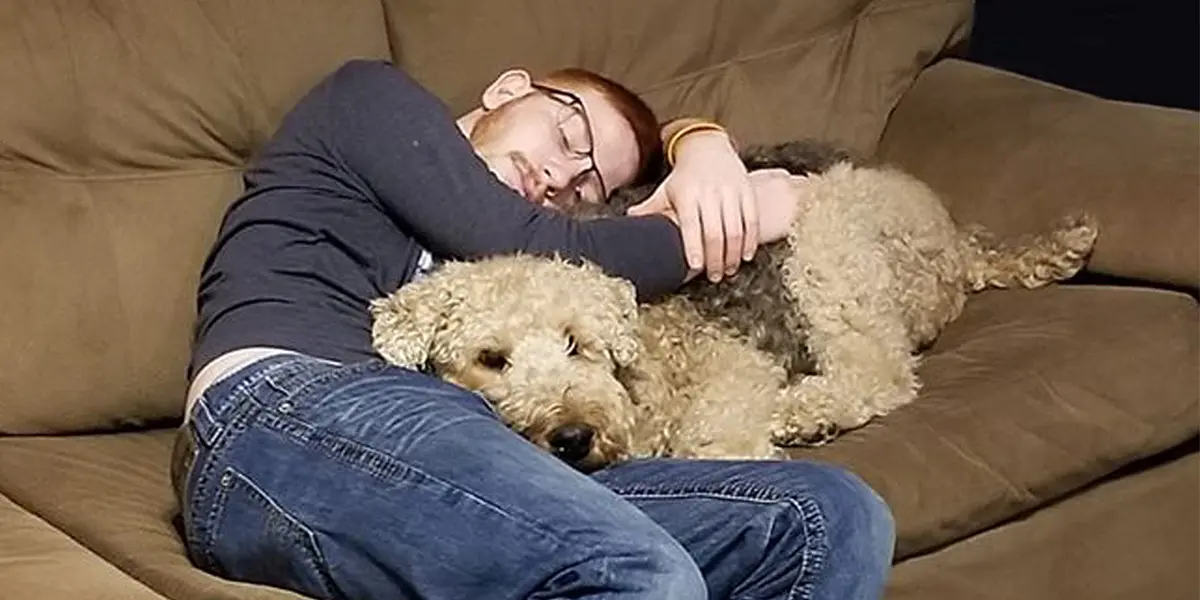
[0,165,244,182]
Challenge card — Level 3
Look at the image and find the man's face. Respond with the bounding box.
[466,72,639,209]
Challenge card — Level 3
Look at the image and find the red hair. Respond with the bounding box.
[539,68,663,187]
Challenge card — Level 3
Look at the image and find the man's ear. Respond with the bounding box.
[481,68,535,111]
[369,279,452,370]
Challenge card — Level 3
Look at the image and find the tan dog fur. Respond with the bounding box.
[370,161,1098,471]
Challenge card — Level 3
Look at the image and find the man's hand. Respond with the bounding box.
[749,168,803,245]
[626,130,757,282]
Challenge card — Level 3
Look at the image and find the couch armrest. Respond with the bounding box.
[877,59,1199,292]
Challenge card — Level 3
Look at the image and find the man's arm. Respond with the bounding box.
[634,116,754,281]
[313,60,689,301]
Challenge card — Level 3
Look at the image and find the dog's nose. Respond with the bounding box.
[548,424,594,462]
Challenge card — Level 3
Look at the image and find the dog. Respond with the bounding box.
[369,140,1099,472]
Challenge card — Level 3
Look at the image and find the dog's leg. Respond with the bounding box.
[675,362,792,460]
[657,323,791,460]
[770,259,923,445]
[771,186,923,445]
[770,317,919,446]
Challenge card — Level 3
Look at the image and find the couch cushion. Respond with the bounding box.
[0,430,309,600]
[0,287,1194,593]
[0,171,241,433]
[791,284,1198,558]
[386,0,972,153]
[887,450,1199,600]
[1,490,167,599]
[0,0,392,434]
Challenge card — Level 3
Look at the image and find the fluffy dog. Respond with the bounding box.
[370,140,1098,471]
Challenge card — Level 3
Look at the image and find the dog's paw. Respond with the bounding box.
[769,412,840,447]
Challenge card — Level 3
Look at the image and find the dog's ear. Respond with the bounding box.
[369,277,453,370]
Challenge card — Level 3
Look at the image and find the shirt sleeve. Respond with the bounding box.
[314,59,689,302]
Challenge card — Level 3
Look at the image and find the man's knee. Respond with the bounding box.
[831,466,896,567]
[785,462,895,577]
[792,462,893,557]
[732,462,893,598]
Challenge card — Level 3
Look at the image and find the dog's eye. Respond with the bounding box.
[564,333,578,356]
[476,349,509,371]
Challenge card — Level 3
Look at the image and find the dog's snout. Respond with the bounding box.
[548,424,594,462]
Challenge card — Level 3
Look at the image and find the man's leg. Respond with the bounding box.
[178,355,707,600]
[178,354,892,600]
[592,459,896,600]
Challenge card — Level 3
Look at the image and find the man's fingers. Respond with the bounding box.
[721,189,743,275]
[701,192,725,281]
[675,190,704,270]
[740,183,759,261]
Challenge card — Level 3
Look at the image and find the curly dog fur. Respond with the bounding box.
[370,140,1099,471]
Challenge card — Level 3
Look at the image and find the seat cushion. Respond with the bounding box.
[790,284,1198,558]
[0,430,308,600]
[0,490,167,599]
[887,449,1199,600]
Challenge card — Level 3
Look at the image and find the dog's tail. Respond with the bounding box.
[959,212,1099,291]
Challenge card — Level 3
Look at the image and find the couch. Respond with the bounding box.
[2,1,1196,598]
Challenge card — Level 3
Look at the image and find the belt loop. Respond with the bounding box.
[188,395,225,449]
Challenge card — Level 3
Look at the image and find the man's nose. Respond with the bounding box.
[529,169,552,202]
[541,160,581,203]
[529,166,555,203]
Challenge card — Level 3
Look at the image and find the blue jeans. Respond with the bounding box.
[175,354,895,599]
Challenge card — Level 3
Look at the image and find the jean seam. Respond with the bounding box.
[788,495,826,600]
[260,359,388,408]
[615,489,828,600]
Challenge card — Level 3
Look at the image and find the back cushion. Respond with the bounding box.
[386,0,972,153]
[0,0,391,433]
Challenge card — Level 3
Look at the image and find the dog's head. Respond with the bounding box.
[370,254,644,472]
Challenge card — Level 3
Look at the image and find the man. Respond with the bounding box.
[173,58,895,599]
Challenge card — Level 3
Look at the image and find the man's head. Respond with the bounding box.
[458,67,661,209]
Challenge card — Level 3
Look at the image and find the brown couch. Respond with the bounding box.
[2,1,1196,598]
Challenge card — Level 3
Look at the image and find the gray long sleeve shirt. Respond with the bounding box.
[188,59,687,378]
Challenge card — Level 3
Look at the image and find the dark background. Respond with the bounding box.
[965,0,1198,111]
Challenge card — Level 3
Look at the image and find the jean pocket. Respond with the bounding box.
[204,466,342,599]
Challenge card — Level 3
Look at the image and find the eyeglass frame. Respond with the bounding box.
[529,82,608,203]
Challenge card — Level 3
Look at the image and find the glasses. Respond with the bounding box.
[530,83,607,204]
